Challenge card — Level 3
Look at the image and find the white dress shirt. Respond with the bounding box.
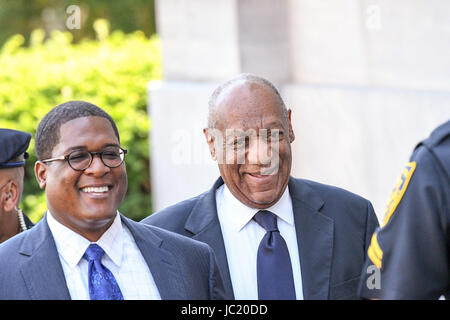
[216,184,304,300]
[47,210,161,300]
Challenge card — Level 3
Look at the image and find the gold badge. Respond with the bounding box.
[382,162,417,227]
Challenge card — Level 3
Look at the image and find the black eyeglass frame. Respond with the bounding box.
[41,147,128,171]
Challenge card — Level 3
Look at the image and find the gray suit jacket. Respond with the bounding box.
[142,177,379,299]
[0,213,227,300]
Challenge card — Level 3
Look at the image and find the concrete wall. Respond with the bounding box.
[149,0,450,221]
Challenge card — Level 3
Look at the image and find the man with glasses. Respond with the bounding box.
[0,100,227,300]
[0,128,34,243]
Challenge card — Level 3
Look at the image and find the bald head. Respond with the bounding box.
[203,74,295,209]
[207,74,288,129]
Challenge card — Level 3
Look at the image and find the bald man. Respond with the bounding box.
[143,74,379,300]
[0,128,34,243]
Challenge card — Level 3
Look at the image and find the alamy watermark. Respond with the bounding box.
[171,128,281,175]
[66,5,81,30]
[366,4,382,30]
[366,265,381,290]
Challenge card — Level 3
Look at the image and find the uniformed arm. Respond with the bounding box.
[364,201,379,253]
[360,147,449,299]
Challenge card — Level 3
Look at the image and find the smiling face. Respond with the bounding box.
[204,80,295,209]
[35,116,128,241]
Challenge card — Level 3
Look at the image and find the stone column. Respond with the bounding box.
[149,0,291,211]
[285,0,450,219]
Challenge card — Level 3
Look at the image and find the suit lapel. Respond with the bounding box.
[19,216,71,300]
[21,214,190,300]
[122,216,187,300]
[173,177,334,300]
[289,178,334,300]
[184,178,235,299]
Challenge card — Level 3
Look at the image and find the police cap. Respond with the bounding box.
[0,128,31,169]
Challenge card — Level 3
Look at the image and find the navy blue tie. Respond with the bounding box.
[83,244,124,300]
[254,210,296,300]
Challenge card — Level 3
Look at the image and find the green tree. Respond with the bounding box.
[0,0,156,46]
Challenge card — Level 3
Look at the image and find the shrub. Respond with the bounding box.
[0,19,161,222]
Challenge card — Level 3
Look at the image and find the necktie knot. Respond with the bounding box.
[84,244,105,262]
[253,210,279,232]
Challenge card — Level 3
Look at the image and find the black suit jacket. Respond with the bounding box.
[142,177,379,299]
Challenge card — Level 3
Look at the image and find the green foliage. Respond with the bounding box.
[0,19,161,222]
[0,0,156,46]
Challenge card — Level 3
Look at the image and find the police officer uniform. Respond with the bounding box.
[0,128,34,232]
[359,120,450,299]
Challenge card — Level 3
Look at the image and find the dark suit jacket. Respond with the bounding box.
[0,213,227,300]
[142,177,379,300]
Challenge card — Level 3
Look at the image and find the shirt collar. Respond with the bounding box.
[46,210,123,268]
[222,184,294,232]
[96,212,123,268]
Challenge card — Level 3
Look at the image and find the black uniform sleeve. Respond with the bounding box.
[359,145,449,299]
[364,201,379,254]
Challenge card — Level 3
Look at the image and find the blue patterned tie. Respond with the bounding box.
[83,244,124,300]
[254,210,296,300]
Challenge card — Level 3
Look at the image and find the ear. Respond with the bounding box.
[203,128,217,161]
[2,180,19,212]
[287,109,295,143]
[34,161,48,189]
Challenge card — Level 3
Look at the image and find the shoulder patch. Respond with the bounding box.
[382,161,417,227]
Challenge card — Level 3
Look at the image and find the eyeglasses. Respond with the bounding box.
[41,147,128,171]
